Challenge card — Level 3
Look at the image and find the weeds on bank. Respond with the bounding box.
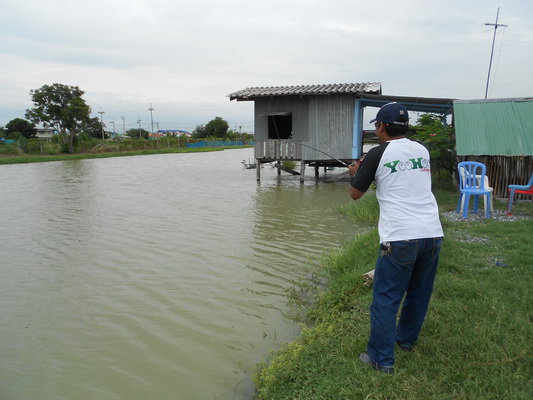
[253,190,533,400]
[338,190,379,224]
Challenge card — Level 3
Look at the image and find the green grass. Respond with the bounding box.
[253,189,533,399]
[338,190,380,224]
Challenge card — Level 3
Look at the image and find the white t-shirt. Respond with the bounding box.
[351,138,443,243]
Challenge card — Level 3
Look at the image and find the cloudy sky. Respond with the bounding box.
[1,0,532,133]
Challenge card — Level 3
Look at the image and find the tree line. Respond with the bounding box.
[1,83,454,176]
[0,83,253,154]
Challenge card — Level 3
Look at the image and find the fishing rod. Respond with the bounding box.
[263,141,354,167]
[265,114,357,167]
[298,142,354,167]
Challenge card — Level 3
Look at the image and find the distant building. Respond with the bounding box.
[156,130,191,137]
[35,128,57,140]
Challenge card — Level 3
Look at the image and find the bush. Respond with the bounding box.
[0,143,20,155]
[26,139,43,154]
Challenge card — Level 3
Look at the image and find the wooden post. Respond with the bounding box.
[300,162,305,182]
[256,161,261,181]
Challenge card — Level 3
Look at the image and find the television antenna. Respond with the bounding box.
[484,7,508,99]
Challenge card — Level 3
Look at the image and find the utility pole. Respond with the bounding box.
[121,116,125,135]
[109,120,115,135]
[484,7,508,99]
[137,118,142,138]
[98,109,105,140]
[148,103,155,134]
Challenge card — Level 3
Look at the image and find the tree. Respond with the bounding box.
[81,117,107,139]
[410,114,456,175]
[25,83,92,153]
[5,118,37,139]
[192,116,229,139]
[192,124,207,139]
[125,128,150,139]
[206,116,229,138]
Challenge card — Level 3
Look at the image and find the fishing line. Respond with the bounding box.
[260,114,355,167]
[298,143,351,167]
[263,141,352,167]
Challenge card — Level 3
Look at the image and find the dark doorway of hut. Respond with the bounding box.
[267,113,300,177]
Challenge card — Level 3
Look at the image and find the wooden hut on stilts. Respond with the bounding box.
[228,83,455,182]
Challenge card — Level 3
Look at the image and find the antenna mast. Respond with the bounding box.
[484,7,508,99]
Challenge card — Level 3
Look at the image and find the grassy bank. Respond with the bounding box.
[253,189,533,399]
[0,145,251,165]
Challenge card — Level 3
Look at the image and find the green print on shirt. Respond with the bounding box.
[384,157,426,173]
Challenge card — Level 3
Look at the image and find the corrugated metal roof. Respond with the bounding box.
[228,82,382,100]
[453,98,533,156]
[358,93,455,115]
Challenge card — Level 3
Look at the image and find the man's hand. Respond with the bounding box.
[348,159,362,177]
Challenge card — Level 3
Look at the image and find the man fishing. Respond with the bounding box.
[348,102,443,374]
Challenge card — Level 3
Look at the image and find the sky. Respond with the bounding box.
[1,0,532,134]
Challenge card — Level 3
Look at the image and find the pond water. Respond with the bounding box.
[0,148,359,399]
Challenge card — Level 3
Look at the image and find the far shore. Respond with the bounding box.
[0,145,253,165]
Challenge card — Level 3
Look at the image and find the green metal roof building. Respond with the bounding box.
[453,97,533,198]
[453,98,533,156]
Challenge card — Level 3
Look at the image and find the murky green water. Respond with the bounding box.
[0,148,358,399]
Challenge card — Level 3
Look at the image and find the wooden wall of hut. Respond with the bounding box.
[457,155,533,199]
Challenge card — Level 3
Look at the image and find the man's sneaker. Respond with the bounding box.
[358,352,394,374]
[397,343,413,352]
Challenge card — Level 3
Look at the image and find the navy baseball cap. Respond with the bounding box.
[369,102,409,125]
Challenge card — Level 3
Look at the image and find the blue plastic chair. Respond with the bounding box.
[456,161,492,218]
[507,171,533,215]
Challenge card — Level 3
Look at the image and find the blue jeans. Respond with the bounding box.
[367,237,443,368]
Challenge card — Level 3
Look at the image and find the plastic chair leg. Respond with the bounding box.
[456,193,463,214]
[484,192,494,211]
[473,195,479,214]
[485,194,491,218]
[462,194,470,218]
[507,189,515,215]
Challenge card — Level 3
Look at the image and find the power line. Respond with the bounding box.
[484,7,508,99]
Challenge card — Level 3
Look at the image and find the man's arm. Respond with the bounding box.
[348,143,387,201]
[348,162,365,200]
[350,186,365,200]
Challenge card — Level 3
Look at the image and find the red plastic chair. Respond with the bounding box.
[507,172,533,215]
